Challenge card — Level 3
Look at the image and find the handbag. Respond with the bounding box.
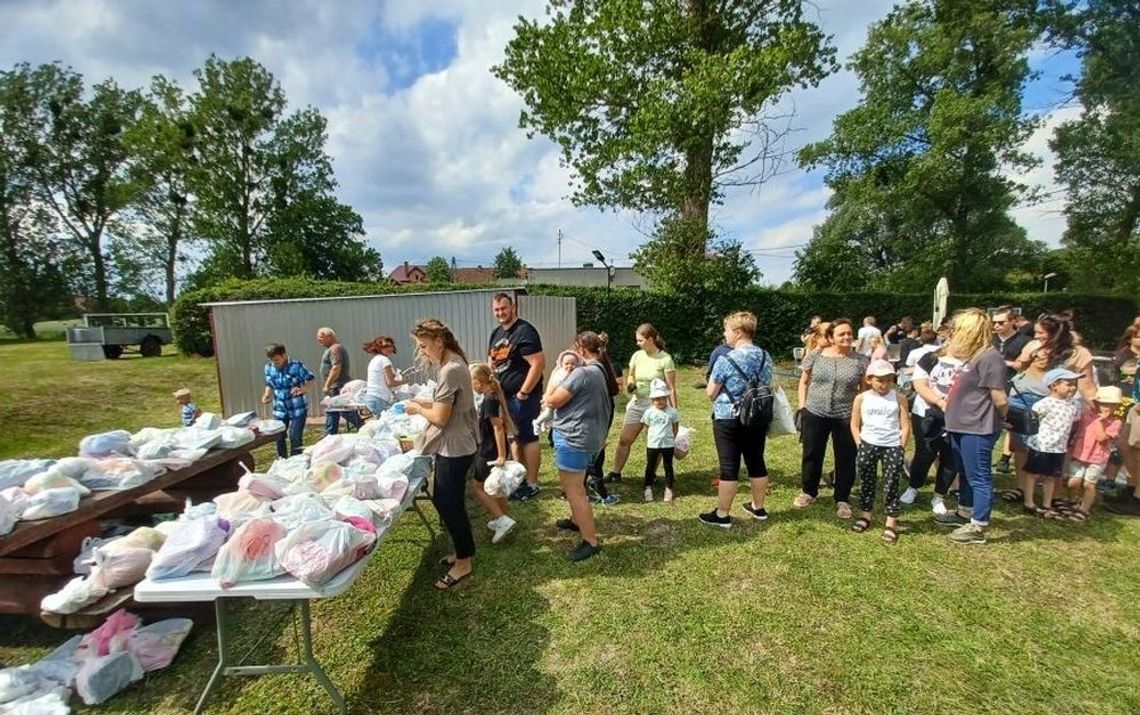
[1006,382,1040,436]
[767,386,796,437]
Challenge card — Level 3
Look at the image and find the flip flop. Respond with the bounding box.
[882,527,898,544]
[434,571,470,591]
[851,517,871,533]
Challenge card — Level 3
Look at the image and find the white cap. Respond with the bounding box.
[648,378,670,398]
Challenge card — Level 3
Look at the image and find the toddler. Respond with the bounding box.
[534,350,582,434]
[850,360,910,544]
[174,387,201,427]
[1021,368,1083,518]
[642,378,680,502]
[1066,386,1123,521]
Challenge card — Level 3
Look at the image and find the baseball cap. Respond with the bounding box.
[649,378,670,398]
[1043,367,1082,386]
[173,388,192,398]
[1095,386,1123,404]
[865,359,896,377]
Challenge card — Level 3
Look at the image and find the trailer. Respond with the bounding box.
[66,312,173,361]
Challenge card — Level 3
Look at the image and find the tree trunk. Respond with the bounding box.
[1114,182,1140,246]
[165,203,184,306]
[679,0,716,257]
[88,230,109,312]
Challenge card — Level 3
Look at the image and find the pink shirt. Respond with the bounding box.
[1071,412,1122,464]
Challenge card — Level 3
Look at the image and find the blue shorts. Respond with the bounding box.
[508,393,542,445]
[552,430,597,473]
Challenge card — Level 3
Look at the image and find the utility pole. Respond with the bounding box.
[557,229,563,268]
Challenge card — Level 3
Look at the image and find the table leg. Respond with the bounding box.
[194,599,230,715]
[298,600,346,714]
[410,500,437,540]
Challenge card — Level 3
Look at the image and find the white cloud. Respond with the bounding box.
[1009,104,1082,246]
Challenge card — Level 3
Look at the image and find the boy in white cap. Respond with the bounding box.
[849,359,910,544]
[1021,367,1084,518]
[174,388,201,427]
[641,377,680,501]
[1065,385,1124,521]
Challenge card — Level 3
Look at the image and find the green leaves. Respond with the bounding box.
[425,256,454,284]
[493,247,524,279]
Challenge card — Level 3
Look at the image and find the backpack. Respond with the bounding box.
[724,352,773,427]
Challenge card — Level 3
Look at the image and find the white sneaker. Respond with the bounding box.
[900,487,918,505]
[491,515,516,544]
[931,495,948,516]
[532,419,543,436]
[644,487,654,502]
[664,488,674,502]
[487,518,498,531]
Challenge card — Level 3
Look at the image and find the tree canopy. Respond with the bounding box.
[493,246,523,279]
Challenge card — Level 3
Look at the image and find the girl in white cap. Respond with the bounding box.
[849,359,910,544]
[1066,385,1124,521]
[641,377,680,501]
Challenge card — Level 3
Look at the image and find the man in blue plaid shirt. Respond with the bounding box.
[261,343,316,457]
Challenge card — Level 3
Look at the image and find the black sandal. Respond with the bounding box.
[434,571,470,591]
[1067,509,1090,523]
[882,527,898,544]
[1002,488,1024,503]
[851,517,871,533]
[1023,504,1047,517]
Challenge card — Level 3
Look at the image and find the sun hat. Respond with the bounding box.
[1095,385,1123,404]
[1043,367,1082,387]
[865,359,896,377]
[173,388,192,398]
[648,378,670,398]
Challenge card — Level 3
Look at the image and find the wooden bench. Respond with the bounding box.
[0,434,277,617]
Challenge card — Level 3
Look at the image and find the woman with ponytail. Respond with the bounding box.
[470,363,518,544]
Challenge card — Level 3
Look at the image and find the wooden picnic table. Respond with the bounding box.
[0,433,277,617]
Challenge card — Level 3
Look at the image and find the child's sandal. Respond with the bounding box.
[1067,509,1090,523]
[1002,488,1024,503]
[1043,509,1063,520]
[881,527,898,544]
[851,517,871,533]
[1023,504,1047,517]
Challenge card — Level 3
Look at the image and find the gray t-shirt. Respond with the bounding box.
[945,349,1007,435]
[553,361,611,453]
[320,343,351,391]
[801,350,870,419]
[416,356,478,458]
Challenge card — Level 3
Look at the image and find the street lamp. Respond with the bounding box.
[592,250,614,294]
[1043,272,1057,294]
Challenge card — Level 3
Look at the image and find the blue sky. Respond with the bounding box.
[0,0,1080,285]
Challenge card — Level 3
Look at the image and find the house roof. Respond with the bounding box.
[388,264,426,282]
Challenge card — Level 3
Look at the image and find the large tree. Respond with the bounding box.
[493,246,523,279]
[495,0,836,282]
[425,256,453,284]
[1048,0,1140,294]
[799,0,1046,292]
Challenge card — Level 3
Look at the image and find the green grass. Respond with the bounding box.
[1,344,1138,714]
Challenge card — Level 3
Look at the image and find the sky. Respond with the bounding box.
[0,0,1080,285]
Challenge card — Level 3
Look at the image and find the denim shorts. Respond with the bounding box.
[552,430,597,473]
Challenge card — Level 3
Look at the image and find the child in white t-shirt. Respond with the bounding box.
[641,378,680,502]
[1021,368,1083,518]
[534,350,582,434]
[850,359,910,544]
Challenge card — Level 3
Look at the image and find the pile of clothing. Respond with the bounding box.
[0,609,192,712]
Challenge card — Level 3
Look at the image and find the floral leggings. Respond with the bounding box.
[856,443,905,517]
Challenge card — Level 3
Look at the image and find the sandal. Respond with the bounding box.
[836,502,853,519]
[882,527,898,544]
[1051,499,1074,513]
[1023,504,1047,517]
[438,555,456,566]
[1042,509,1063,520]
[434,571,470,591]
[793,493,816,508]
[1067,509,1090,522]
[851,517,871,533]
[1002,488,1024,503]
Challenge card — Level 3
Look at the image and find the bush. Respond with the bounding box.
[172,279,1138,363]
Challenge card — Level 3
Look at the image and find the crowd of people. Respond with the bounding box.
[255,295,1140,590]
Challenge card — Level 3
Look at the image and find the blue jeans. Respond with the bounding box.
[324,408,362,436]
[276,415,306,458]
[949,431,1000,526]
[360,395,390,417]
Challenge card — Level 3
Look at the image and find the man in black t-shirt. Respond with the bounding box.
[488,293,546,500]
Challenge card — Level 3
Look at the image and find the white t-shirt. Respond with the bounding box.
[910,352,964,417]
[366,354,394,403]
[1026,395,1082,453]
[857,325,881,355]
[906,344,939,368]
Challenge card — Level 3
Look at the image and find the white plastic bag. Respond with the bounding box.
[128,618,193,671]
[75,652,143,705]
[321,474,382,502]
[146,517,230,581]
[0,460,55,491]
[40,576,108,615]
[52,457,95,480]
[767,386,796,437]
[20,488,80,521]
[275,519,377,586]
[483,461,526,498]
[23,469,90,497]
[74,536,123,575]
[193,412,222,430]
[91,547,154,590]
[216,426,254,449]
[0,495,15,537]
[270,493,333,530]
[309,434,356,465]
[79,430,132,458]
[171,428,222,451]
[674,426,694,460]
[212,491,269,523]
[211,518,286,588]
[238,472,290,500]
[76,458,162,492]
[267,454,309,481]
[253,418,285,435]
[0,688,70,714]
[224,411,258,427]
[134,438,175,461]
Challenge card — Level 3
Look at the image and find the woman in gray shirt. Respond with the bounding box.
[795,319,870,519]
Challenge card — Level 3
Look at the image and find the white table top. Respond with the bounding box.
[134,473,427,603]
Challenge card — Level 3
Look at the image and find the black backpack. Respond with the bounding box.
[724,352,773,427]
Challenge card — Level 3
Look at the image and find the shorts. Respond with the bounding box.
[712,418,768,482]
[1069,459,1106,483]
[472,457,493,482]
[552,430,597,473]
[1007,391,1043,450]
[623,396,651,426]
[1024,449,1065,478]
[507,393,542,445]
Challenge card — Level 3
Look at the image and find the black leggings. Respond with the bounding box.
[586,400,616,496]
[712,418,768,481]
[644,447,675,488]
[800,410,857,502]
[432,454,476,560]
[907,414,958,495]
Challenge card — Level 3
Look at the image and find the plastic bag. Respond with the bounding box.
[21,488,80,521]
[113,526,166,552]
[252,418,285,435]
[74,536,123,575]
[79,430,132,458]
[331,495,392,529]
[146,517,230,581]
[40,576,108,615]
[267,454,309,482]
[0,688,70,714]
[375,474,409,501]
[0,459,55,491]
[1,487,27,519]
[217,426,254,449]
[76,610,140,659]
[674,426,694,460]
[0,495,14,537]
[225,411,258,427]
[310,462,344,491]
[321,474,381,501]
[171,428,221,451]
[91,547,153,590]
[213,491,269,522]
[193,412,222,430]
[270,493,333,530]
[238,472,290,500]
[128,618,193,671]
[309,435,356,465]
[767,386,797,437]
[134,438,175,461]
[75,458,162,492]
[340,379,367,399]
[484,461,526,498]
[52,457,94,480]
[180,499,217,521]
[211,518,286,588]
[75,651,143,706]
[23,469,90,497]
[276,519,377,586]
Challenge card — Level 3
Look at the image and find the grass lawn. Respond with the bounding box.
[1,342,1138,714]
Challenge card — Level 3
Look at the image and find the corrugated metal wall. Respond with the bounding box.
[207,290,577,418]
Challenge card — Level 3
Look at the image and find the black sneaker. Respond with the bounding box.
[567,540,600,561]
[510,483,541,502]
[1105,495,1140,517]
[698,509,732,529]
[555,518,580,532]
[603,471,623,484]
[741,502,769,521]
[934,511,969,527]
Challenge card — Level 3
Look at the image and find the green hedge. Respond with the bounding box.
[172,279,1138,364]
